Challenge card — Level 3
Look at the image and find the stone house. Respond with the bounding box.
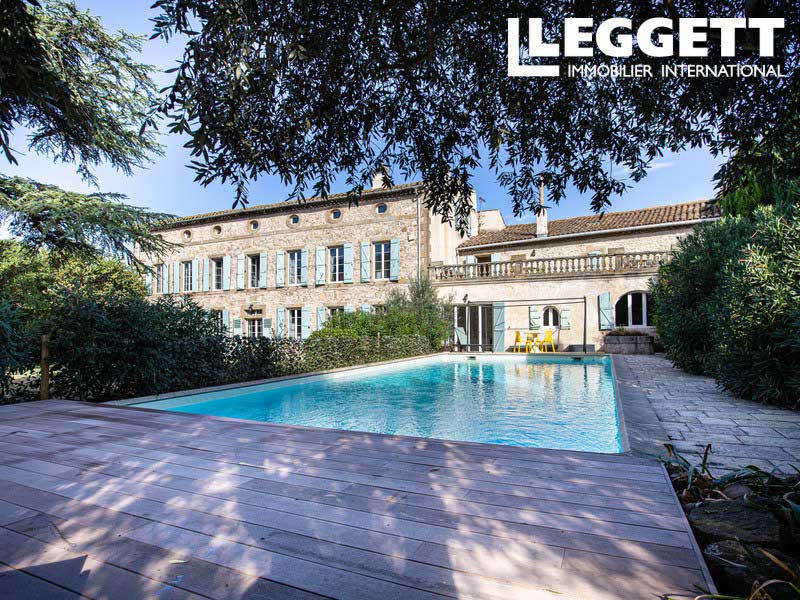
[141,178,720,350]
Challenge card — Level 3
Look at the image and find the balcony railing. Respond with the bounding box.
[429,251,670,282]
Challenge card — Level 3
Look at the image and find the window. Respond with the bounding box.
[288,308,303,339]
[330,209,341,220]
[249,220,259,231]
[288,250,302,285]
[374,241,391,280]
[154,264,164,293]
[246,318,263,338]
[372,305,387,315]
[182,230,192,241]
[248,254,261,287]
[211,310,225,331]
[182,260,193,291]
[328,306,345,317]
[212,257,224,290]
[542,306,560,327]
[376,203,388,214]
[212,225,222,237]
[289,214,300,225]
[329,246,345,282]
[615,292,652,327]
[476,255,491,276]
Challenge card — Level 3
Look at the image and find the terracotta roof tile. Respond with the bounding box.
[460,200,721,249]
[155,181,423,230]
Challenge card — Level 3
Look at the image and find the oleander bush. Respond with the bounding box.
[651,203,800,407]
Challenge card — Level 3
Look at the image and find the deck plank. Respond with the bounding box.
[0,400,713,599]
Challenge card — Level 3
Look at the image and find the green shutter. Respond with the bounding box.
[276,251,285,288]
[173,260,180,292]
[145,271,152,295]
[259,252,268,288]
[529,306,541,330]
[343,243,353,283]
[315,246,326,285]
[465,255,476,264]
[317,306,326,329]
[191,258,199,292]
[492,302,506,352]
[236,254,245,289]
[301,306,311,339]
[276,307,285,338]
[221,309,230,335]
[561,308,571,329]
[490,253,501,262]
[162,264,169,294]
[232,317,242,336]
[598,292,614,330]
[222,256,231,290]
[360,242,370,282]
[202,258,210,292]
[301,248,309,286]
[390,239,400,281]
[361,304,371,314]
[344,305,355,313]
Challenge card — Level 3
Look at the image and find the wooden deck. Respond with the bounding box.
[0,400,713,599]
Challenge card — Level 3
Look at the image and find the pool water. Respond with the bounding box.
[134,355,622,453]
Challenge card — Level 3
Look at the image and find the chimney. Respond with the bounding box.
[536,177,548,237]
[371,168,387,189]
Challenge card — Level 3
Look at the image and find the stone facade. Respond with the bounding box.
[139,183,476,337]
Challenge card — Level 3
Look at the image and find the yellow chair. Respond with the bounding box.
[512,331,525,352]
[525,332,536,353]
[535,330,556,353]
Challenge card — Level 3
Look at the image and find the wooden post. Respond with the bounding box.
[40,334,49,401]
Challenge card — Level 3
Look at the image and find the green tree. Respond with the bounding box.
[1,0,160,180]
[151,0,799,226]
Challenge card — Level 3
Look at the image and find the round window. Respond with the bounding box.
[289,214,300,225]
[250,220,259,230]
[376,203,388,214]
[182,230,192,241]
[331,209,342,220]
[212,225,222,236]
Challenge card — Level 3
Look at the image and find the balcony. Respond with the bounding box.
[429,251,670,283]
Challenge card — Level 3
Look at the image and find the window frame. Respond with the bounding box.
[246,318,263,338]
[328,306,345,318]
[212,257,224,290]
[154,264,164,294]
[288,307,303,339]
[181,260,193,292]
[374,241,391,280]
[615,291,652,328]
[248,254,261,288]
[329,245,345,283]
[542,306,560,328]
[287,250,302,286]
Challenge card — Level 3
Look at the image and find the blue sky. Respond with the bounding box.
[4,0,724,224]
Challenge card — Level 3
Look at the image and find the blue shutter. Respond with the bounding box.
[145,271,152,295]
[360,242,370,282]
[317,306,326,329]
[222,256,231,291]
[492,302,506,352]
[259,253,268,288]
[173,261,180,292]
[598,292,614,330]
[236,254,245,290]
[276,251,285,288]
[490,253,501,277]
[162,264,170,294]
[301,306,311,339]
[390,239,400,281]
[315,246,326,285]
[191,258,199,292]
[561,308,571,329]
[343,243,353,283]
[221,309,230,335]
[203,258,210,292]
[465,255,476,264]
[232,317,243,336]
[300,248,309,286]
[529,306,541,330]
[276,307,285,338]
[263,317,273,339]
[466,213,472,237]
[361,304,371,314]
[344,305,355,313]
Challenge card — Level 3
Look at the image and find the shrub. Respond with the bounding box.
[711,206,800,407]
[649,216,752,374]
[0,301,33,400]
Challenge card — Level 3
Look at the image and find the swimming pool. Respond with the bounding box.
[133,354,623,453]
